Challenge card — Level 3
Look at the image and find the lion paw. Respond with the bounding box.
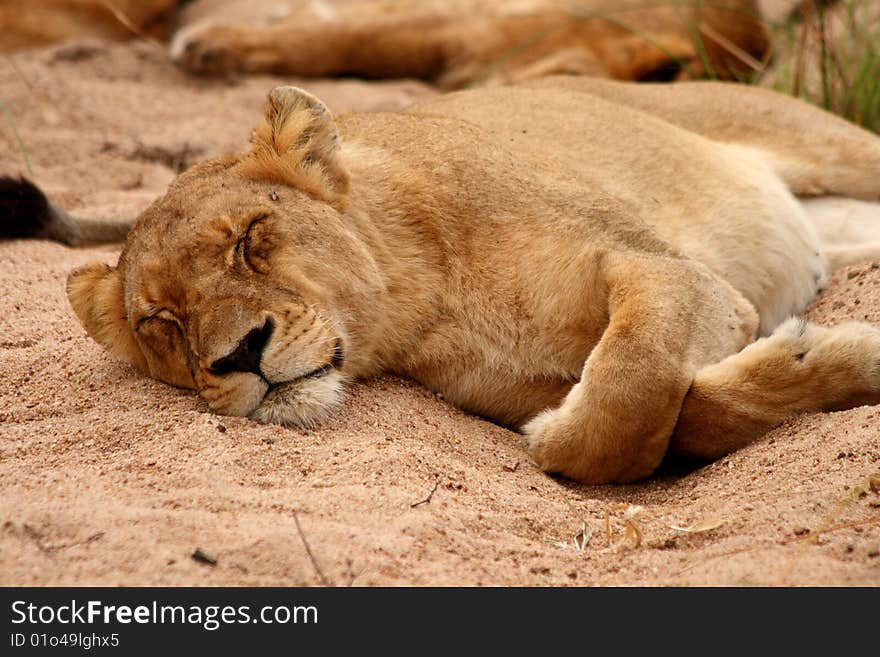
[836,322,880,394]
[522,409,578,476]
[170,23,245,76]
[523,406,663,484]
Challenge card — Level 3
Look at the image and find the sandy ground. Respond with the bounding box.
[1,39,879,587]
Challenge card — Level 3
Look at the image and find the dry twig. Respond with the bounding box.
[605,503,645,549]
[410,479,441,508]
[293,511,332,586]
[99,0,167,52]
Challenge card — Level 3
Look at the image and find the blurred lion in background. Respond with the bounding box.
[0,0,179,51]
[0,0,771,86]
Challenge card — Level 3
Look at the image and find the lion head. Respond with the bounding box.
[67,87,388,427]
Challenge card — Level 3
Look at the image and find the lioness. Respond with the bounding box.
[0,0,177,52]
[2,0,769,87]
[9,79,880,484]
[172,0,769,86]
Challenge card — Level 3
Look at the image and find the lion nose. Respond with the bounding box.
[208,317,275,377]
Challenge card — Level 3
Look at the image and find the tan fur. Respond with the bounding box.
[170,0,769,87]
[0,0,176,52]
[67,79,880,484]
[0,0,768,87]
[241,86,350,208]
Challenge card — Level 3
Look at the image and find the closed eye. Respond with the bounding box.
[233,229,250,267]
[138,309,180,327]
[234,214,270,272]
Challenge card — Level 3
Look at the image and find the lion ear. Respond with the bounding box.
[243,86,349,207]
[66,263,147,372]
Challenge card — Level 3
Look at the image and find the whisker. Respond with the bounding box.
[298,335,339,349]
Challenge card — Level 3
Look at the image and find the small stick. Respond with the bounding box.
[22,525,104,554]
[99,0,167,52]
[410,479,441,508]
[699,23,764,72]
[191,548,217,566]
[0,100,34,178]
[22,524,51,554]
[673,544,770,577]
[56,532,105,552]
[778,515,880,545]
[5,55,35,94]
[293,511,331,586]
[778,474,880,583]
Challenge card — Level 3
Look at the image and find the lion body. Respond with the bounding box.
[171,0,768,85]
[0,0,176,52]
[2,0,767,86]
[65,79,880,483]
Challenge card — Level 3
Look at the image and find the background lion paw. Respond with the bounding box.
[171,23,245,76]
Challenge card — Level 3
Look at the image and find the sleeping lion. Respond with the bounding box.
[169,0,769,86]
[2,0,768,86]
[6,78,880,484]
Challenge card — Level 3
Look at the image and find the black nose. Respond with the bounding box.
[209,317,274,377]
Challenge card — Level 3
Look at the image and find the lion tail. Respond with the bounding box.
[0,176,133,246]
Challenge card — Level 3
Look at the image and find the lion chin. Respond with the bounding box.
[249,371,347,429]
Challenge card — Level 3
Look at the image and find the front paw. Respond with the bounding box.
[523,408,653,484]
[831,321,880,396]
[523,408,580,476]
[170,23,244,75]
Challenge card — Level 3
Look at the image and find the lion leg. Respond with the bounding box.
[523,253,758,484]
[800,197,880,270]
[824,244,880,271]
[670,318,880,460]
[171,13,456,79]
[170,9,577,82]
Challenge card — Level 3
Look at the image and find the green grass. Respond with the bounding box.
[561,0,880,134]
[481,0,879,133]
[764,0,880,133]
